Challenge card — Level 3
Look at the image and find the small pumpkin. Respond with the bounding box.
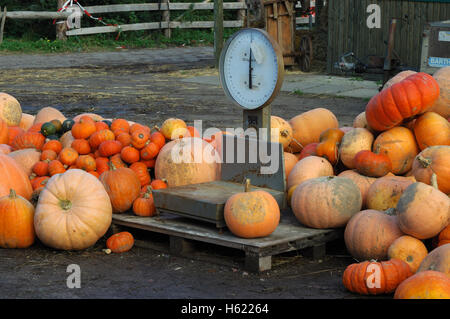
[160,118,188,140]
[32,160,50,177]
[58,147,79,166]
[110,119,130,134]
[75,155,96,172]
[437,225,450,247]
[98,140,123,157]
[284,152,298,183]
[150,179,168,190]
[88,129,115,150]
[116,132,132,148]
[296,142,318,161]
[354,149,392,177]
[394,270,450,299]
[338,128,374,169]
[48,160,66,176]
[315,128,344,165]
[106,231,134,253]
[387,235,428,273]
[71,117,96,140]
[140,142,160,160]
[129,162,151,187]
[133,189,156,217]
[12,131,45,151]
[71,139,91,155]
[150,131,166,149]
[120,146,140,164]
[131,130,150,149]
[42,140,62,155]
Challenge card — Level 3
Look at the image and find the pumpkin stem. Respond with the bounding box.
[430,173,439,189]
[59,199,72,211]
[291,137,304,150]
[384,207,396,216]
[9,189,17,199]
[108,161,117,171]
[417,155,431,168]
[244,178,251,192]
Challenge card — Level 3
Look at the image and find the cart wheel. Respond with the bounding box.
[297,35,313,72]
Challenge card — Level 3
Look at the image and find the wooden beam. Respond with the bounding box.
[162,0,171,38]
[214,0,224,68]
[0,11,72,19]
[0,7,6,45]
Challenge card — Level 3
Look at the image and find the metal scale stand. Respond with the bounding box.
[152,28,286,228]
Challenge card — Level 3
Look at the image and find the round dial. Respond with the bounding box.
[219,28,284,110]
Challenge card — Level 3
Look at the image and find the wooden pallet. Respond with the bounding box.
[111,209,343,272]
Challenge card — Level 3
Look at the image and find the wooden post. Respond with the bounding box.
[162,0,171,38]
[237,0,246,26]
[0,7,6,45]
[56,0,67,41]
[214,0,224,68]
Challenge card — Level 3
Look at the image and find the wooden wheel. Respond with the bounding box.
[297,35,313,72]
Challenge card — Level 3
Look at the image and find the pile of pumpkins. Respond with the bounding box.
[0,65,449,299]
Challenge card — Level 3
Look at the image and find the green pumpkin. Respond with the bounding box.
[41,122,57,137]
[62,119,75,133]
[50,119,62,133]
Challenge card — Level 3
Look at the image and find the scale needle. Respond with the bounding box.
[249,46,253,90]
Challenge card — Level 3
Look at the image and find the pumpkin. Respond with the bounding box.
[291,176,362,229]
[150,131,166,149]
[121,146,140,164]
[396,181,450,239]
[150,179,168,190]
[95,157,110,176]
[315,128,344,165]
[365,72,440,131]
[155,137,221,187]
[372,126,419,175]
[287,155,334,190]
[116,132,132,148]
[0,189,35,248]
[34,169,112,250]
[140,142,160,160]
[342,259,412,295]
[224,179,280,238]
[99,164,141,213]
[366,175,415,211]
[0,93,22,126]
[160,118,188,140]
[98,140,123,157]
[271,116,293,150]
[32,160,49,177]
[109,153,127,169]
[71,139,91,155]
[387,235,428,273]
[129,162,151,187]
[413,112,450,150]
[12,131,45,151]
[88,129,115,150]
[0,154,33,200]
[48,160,66,176]
[19,113,35,131]
[417,244,450,276]
[394,270,450,299]
[411,146,450,194]
[344,209,404,261]
[131,130,150,149]
[338,128,374,169]
[71,117,96,140]
[428,66,450,118]
[59,131,75,149]
[132,189,156,217]
[42,140,62,155]
[354,149,392,177]
[288,108,339,153]
[352,111,375,133]
[383,70,417,89]
[33,107,66,125]
[73,113,104,123]
[0,119,9,145]
[286,184,299,207]
[40,149,57,161]
[337,170,376,208]
[296,142,318,161]
[75,155,96,172]
[7,126,24,146]
[106,231,134,253]
[8,149,41,177]
[58,147,79,167]
[95,121,109,132]
[437,225,450,247]
[187,125,201,138]
[284,152,298,182]
[0,144,12,155]
[130,123,151,135]
[30,176,49,192]
[110,119,130,134]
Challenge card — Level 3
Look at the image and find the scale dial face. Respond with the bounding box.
[219,28,284,110]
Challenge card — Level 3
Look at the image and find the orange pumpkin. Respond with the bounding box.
[131,130,150,149]
[71,139,91,155]
[283,152,298,183]
[315,128,344,165]
[75,155,96,172]
[0,154,33,200]
[120,146,140,164]
[437,225,450,247]
[106,231,134,253]
[48,160,66,176]
[129,162,151,187]
[11,131,45,151]
[291,176,362,229]
[110,119,130,134]
[89,129,115,150]
[388,235,428,273]
[394,270,450,299]
[150,179,168,190]
[383,70,417,89]
[287,155,334,190]
[417,244,450,276]
[344,209,404,261]
[58,147,79,166]
[296,142,318,161]
[271,115,293,150]
[150,131,166,149]
[98,140,123,157]
[413,112,450,150]
[224,179,280,238]
[140,142,160,160]
[116,132,132,148]
[132,190,156,217]
[71,117,96,140]
[354,149,392,177]
[0,119,9,145]
[42,140,62,155]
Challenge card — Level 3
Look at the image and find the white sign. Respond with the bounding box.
[438,31,450,42]
[429,57,450,68]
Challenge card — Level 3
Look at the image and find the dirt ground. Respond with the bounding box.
[0,55,385,300]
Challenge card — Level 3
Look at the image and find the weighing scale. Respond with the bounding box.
[152,28,287,228]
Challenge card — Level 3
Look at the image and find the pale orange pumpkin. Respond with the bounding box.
[338,128,374,169]
[33,107,66,125]
[337,170,376,208]
[284,152,298,183]
[344,209,404,261]
[394,270,450,299]
[417,243,450,276]
[291,176,362,229]
[352,111,375,133]
[271,116,293,150]
[19,113,35,131]
[0,189,35,248]
[224,179,280,238]
[387,235,428,273]
[0,144,12,155]
[0,154,33,200]
[366,175,415,211]
[287,155,334,190]
[428,66,450,118]
[0,93,22,126]
[8,149,42,177]
[34,169,112,250]
[413,112,450,150]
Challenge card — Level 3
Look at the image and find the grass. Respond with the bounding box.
[292,89,304,96]
[0,28,239,54]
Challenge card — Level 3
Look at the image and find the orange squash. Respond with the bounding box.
[0,119,9,145]
[354,149,392,177]
[394,270,450,299]
[287,155,334,190]
[132,189,156,217]
[0,154,33,200]
[315,128,344,165]
[338,128,374,169]
[413,112,450,150]
[106,232,134,253]
[387,235,428,273]
[283,152,298,183]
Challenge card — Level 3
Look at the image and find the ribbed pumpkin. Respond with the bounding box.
[372,126,419,175]
[344,209,404,261]
[365,72,440,131]
[12,131,45,151]
[34,169,112,250]
[342,259,412,295]
[0,154,33,200]
[288,108,339,153]
[106,231,134,253]
[354,149,392,177]
[132,188,156,217]
[396,181,450,240]
[33,107,66,125]
[291,176,362,229]
[413,112,450,150]
[337,170,377,208]
[271,116,293,150]
[338,128,374,169]
[366,175,415,211]
[155,137,221,187]
[287,155,334,190]
[417,244,450,276]
[99,164,141,213]
[0,189,35,248]
[160,118,188,140]
[411,146,450,194]
[387,235,428,273]
[394,270,450,299]
[224,179,280,238]
[0,93,22,126]
[8,149,42,177]
[428,66,450,118]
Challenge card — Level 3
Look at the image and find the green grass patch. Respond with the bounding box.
[292,89,304,96]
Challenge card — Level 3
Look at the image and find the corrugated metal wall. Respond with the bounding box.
[326,0,450,74]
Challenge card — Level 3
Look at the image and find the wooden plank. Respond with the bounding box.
[1,11,72,19]
[162,0,171,38]
[0,7,6,45]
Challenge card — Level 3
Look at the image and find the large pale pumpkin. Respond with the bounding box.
[8,149,41,177]
[394,270,450,299]
[155,137,221,187]
[372,126,419,175]
[396,182,450,240]
[411,146,450,194]
[366,175,415,211]
[337,170,376,208]
[413,112,450,150]
[365,72,440,131]
[33,107,66,125]
[338,128,374,169]
[417,243,450,276]
[344,209,404,261]
[428,66,450,118]
[0,154,33,200]
[0,93,22,127]
[34,169,112,250]
[291,176,362,229]
[287,155,334,189]
[288,108,339,153]
[19,113,35,131]
[271,116,293,150]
